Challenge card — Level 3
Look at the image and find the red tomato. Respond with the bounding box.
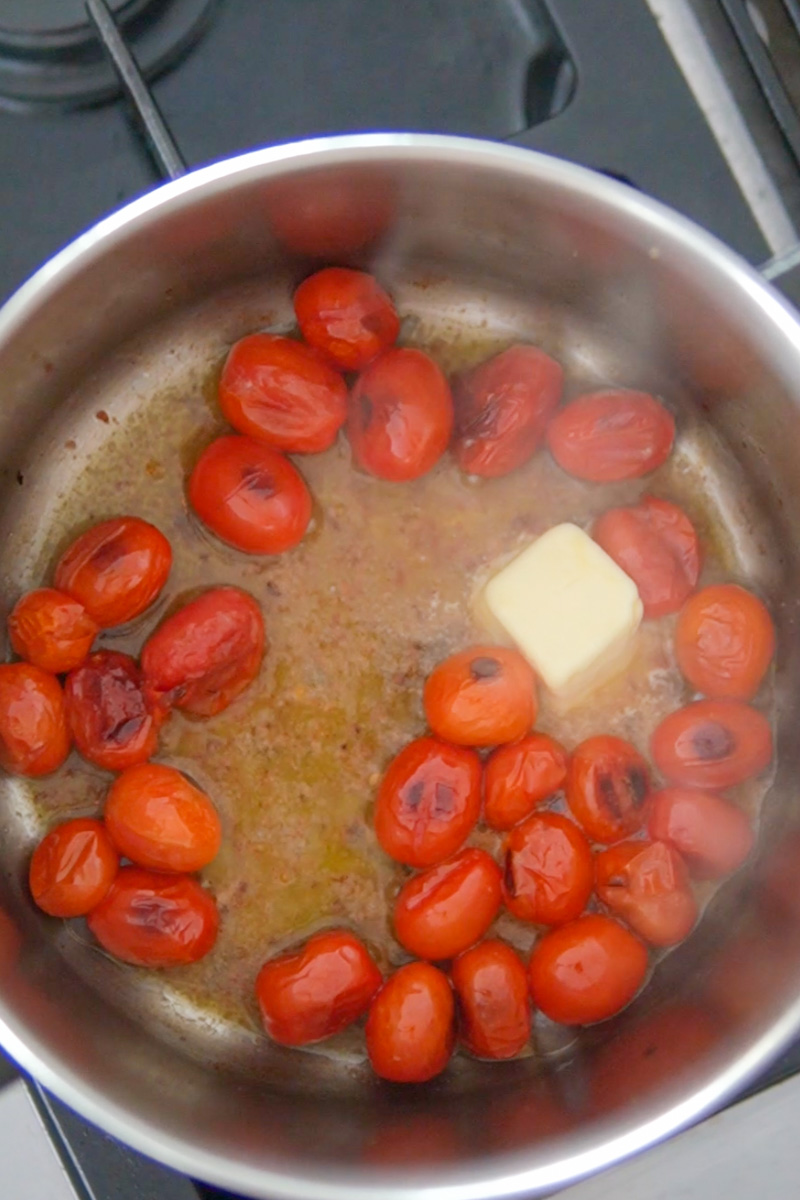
[87,866,219,967]
[452,344,564,477]
[65,651,159,772]
[8,587,98,674]
[650,699,772,790]
[218,333,347,454]
[54,516,171,628]
[0,662,70,777]
[347,348,453,481]
[647,787,754,879]
[104,763,222,873]
[451,939,531,1059]
[373,736,482,868]
[393,848,502,960]
[528,913,648,1025]
[365,961,455,1082]
[189,434,312,555]
[141,587,265,718]
[423,646,537,747]
[594,840,697,946]
[502,812,593,925]
[293,268,400,371]
[566,736,651,844]
[546,390,675,482]
[29,818,118,918]
[593,495,701,618]
[484,733,568,831]
[675,584,775,700]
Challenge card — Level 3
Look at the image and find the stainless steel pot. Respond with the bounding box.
[1,134,800,1199]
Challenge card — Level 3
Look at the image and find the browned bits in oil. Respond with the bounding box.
[65,439,77,451]
[469,656,500,680]
[96,410,110,424]
[692,722,735,761]
[145,459,165,480]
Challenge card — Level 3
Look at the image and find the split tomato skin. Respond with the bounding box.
[392,848,503,960]
[484,733,568,831]
[8,588,98,674]
[546,389,675,483]
[566,736,651,844]
[675,584,775,700]
[650,699,772,790]
[0,662,70,777]
[423,645,537,747]
[366,961,455,1083]
[647,787,754,879]
[65,650,159,772]
[594,839,698,947]
[502,811,593,926]
[54,516,171,628]
[29,817,119,918]
[104,763,222,873]
[293,267,400,371]
[451,939,531,1060]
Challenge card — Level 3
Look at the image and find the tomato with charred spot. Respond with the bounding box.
[8,587,98,674]
[0,662,70,777]
[366,961,455,1083]
[393,847,502,960]
[65,650,159,773]
[594,839,697,946]
[647,787,754,879]
[29,817,118,918]
[104,763,222,873]
[650,699,772,790]
[484,733,568,831]
[675,584,775,700]
[566,736,651,844]
[502,812,593,926]
[546,389,675,483]
[293,268,400,371]
[423,645,537,747]
[54,516,171,628]
[451,939,531,1060]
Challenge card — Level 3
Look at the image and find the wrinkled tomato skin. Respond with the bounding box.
[393,848,502,960]
[484,733,568,831]
[8,588,98,674]
[255,929,382,1046]
[29,817,119,918]
[366,961,455,1083]
[54,516,171,628]
[452,344,564,478]
[373,736,482,868]
[423,646,537,747]
[675,584,775,700]
[546,390,675,483]
[650,699,772,790]
[647,787,754,879]
[104,763,222,873]
[595,840,697,947]
[0,662,70,777]
[566,736,651,844]
[294,268,400,372]
[503,812,593,925]
[451,939,531,1059]
[65,651,159,772]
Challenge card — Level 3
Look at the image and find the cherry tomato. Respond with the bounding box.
[528,913,648,1025]
[566,736,651,844]
[218,333,347,454]
[594,840,697,946]
[423,646,537,748]
[8,588,98,675]
[393,848,502,960]
[593,495,701,618]
[255,929,382,1046]
[502,812,593,925]
[347,348,453,482]
[452,344,564,477]
[189,434,311,555]
[647,787,754,879]
[104,763,222,873]
[65,650,159,772]
[546,389,675,482]
[54,516,171,628]
[650,699,772,790]
[141,587,265,718]
[87,866,218,967]
[29,817,118,918]
[484,733,568,831]
[293,268,400,371]
[0,662,70,777]
[373,736,482,868]
[365,961,455,1082]
[675,584,775,700]
[451,939,531,1059]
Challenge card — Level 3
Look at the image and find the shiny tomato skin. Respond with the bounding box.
[593,495,701,618]
[594,840,697,947]
[374,736,482,868]
[647,787,754,879]
[347,348,453,482]
[366,961,455,1082]
[65,651,159,772]
[104,763,222,873]
[141,587,265,718]
[503,812,593,925]
[546,390,675,482]
[484,733,568,831]
[218,333,348,454]
[0,662,70,777]
[675,584,775,700]
[87,866,218,967]
[255,929,382,1046]
[29,818,118,918]
[650,699,772,790]
[393,848,502,960]
[528,913,648,1025]
[451,939,531,1059]
[293,268,400,371]
[423,646,537,747]
[8,588,98,674]
[566,736,651,844]
[54,516,171,628]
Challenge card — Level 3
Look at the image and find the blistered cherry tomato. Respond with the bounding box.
[593,495,701,618]
[647,787,754,879]
[366,961,455,1082]
[451,939,531,1059]
[218,333,347,454]
[255,929,382,1046]
[29,817,118,918]
[650,699,772,790]
[189,434,311,555]
[65,650,159,772]
[675,584,775,700]
[484,733,568,831]
[546,390,675,482]
[347,348,453,481]
[104,763,221,873]
[566,736,651,844]
[595,840,697,946]
[503,812,593,925]
[294,268,400,371]
[8,588,98,674]
[393,848,502,960]
[141,587,265,718]
[87,866,218,967]
[0,662,70,777]
[54,516,171,628]
[528,913,648,1025]
[374,736,482,868]
[452,344,564,478]
[423,646,537,747]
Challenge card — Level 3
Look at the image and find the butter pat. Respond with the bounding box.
[482,523,643,706]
